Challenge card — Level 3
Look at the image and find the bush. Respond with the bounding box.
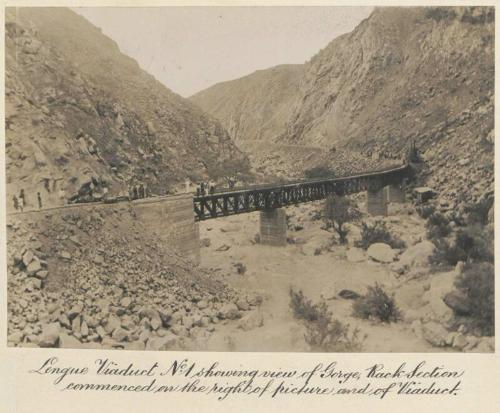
[465,196,494,226]
[355,221,406,250]
[234,262,247,275]
[304,165,335,180]
[352,283,401,323]
[289,288,320,322]
[416,204,436,219]
[454,262,494,336]
[426,212,452,240]
[431,226,493,267]
[289,289,364,352]
[323,195,361,244]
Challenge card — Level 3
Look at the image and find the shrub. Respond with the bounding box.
[465,196,494,226]
[289,288,320,322]
[426,212,452,240]
[304,165,335,180]
[431,225,493,267]
[289,288,364,352]
[355,221,406,250]
[352,283,401,323]
[323,195,361,244]
[416,204,436,219]
[234,262,246,275]
[454,262,494,336]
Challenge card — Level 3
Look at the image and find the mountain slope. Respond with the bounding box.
[191,7,494,206]
[191,64,303,150]
[5,7,245,210]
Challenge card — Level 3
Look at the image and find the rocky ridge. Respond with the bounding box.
[5,7,246,212]
[191,7,494,206]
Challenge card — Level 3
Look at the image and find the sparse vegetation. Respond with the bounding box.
[465,196,493,226]
[355,221,406,250]
[454,262,494,336]
[416,204,436,219]
[431,225,493,268]
[426,212,452,240]
[352,283,401,323]
[304,165,335,180]
[208,157,254,187]
[323,195,361,244]
[234,262,247,275]
[289,288,364,352]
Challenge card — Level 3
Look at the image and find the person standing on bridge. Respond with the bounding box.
[37,192,42,209]
[19,189,26,209]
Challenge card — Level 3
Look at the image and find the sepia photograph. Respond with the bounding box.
[4,5,494,354]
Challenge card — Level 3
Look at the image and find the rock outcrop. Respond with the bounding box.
[5,7,246,212]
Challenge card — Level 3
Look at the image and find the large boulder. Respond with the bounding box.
[422,321,448,347]
[218,303,240,320]
[367,243,396,263]
[38,323,60,347]
[145,333,178,351]
[237,311,264,331]
[398,241,435,270]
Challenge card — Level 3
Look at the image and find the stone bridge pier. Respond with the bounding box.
[366,182,405,216]
[259,208,287,246]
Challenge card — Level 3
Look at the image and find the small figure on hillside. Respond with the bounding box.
[58,188,66,205]
[132,186,138,200]
[138,184,145,199]
[19,196,24,212]
[37,192,42,209]
[13,195,19,211]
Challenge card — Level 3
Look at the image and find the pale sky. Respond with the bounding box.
[74,7,373,97]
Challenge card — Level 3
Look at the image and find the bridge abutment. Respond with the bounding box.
[133,194,200,264]
[260,208,287,246]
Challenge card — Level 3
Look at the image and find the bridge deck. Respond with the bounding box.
[194,163,411,221]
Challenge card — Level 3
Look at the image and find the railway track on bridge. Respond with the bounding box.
[194,163,412,221]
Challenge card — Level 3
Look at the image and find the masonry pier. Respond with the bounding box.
[259,208,287,246]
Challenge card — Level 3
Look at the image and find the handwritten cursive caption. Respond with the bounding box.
[29,357,464,401]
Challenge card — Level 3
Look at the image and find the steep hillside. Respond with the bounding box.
[5,7,245,211]
[191,7,494,205]
[191,64,302,150]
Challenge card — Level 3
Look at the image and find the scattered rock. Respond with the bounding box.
[338,289,361,300]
